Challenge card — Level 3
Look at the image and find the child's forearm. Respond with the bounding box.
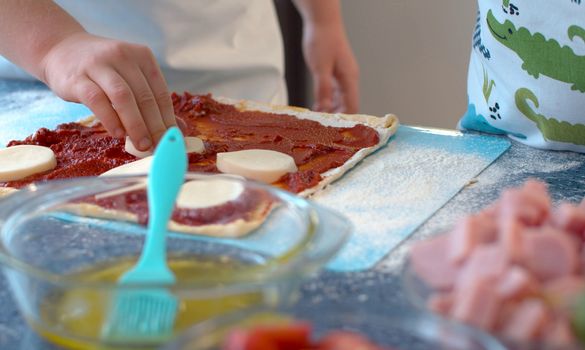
[0,0,86,82]
[291,0,343,27]
[291,0,359,113]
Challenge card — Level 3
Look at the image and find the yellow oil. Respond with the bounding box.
[29,256,283,350]
[29,212,316,350]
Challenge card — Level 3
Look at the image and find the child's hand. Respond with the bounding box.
[41,32,176,151]
[302,22,359,114]
[292,0,359,114]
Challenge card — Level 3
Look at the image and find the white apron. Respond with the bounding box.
[0,0,287,104]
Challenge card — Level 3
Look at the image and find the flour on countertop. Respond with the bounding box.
[314,127,509,271]
[0,88,91,146]
[378,140,585,273]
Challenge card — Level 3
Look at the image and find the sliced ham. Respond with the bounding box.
[409,179,585,346]
[448,217,477,265]
[448,213,497,264]
[410,234,459,291]
[451,278,501,331]
[545,317,576,347]
[447,216,477,264]
[521,227,578,281]
[496,266,538,300]
[475,210,498,242]
[523,179,552,216]
[499,216,525,263]
[500,299,551,342]
[494,301,520,332]
[552,202,585,237]
[499,183,550,226]
[455,244,508,292]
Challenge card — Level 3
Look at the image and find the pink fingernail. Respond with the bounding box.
[114,128,125,138]
[138,138,152,150]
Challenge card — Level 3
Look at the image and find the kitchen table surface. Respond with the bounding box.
[0,79,584,349]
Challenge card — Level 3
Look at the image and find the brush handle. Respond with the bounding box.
[137,127,187,274]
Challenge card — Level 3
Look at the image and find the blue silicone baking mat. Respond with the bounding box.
[314,126,510,271]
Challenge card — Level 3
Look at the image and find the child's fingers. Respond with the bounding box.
[335,67,359,114]
[76,78,124,138]
[117,63,168,145]
[137,50,177,130]
[334,52,359,113]
[89,67,152,151]
[312,70,334,113]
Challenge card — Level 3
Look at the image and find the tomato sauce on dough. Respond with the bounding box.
[173,93,380,193]
[0,94,380,227]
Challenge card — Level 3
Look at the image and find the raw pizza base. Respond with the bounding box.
[59,199,273,239]
[0,99,399,237]
[214,97,399,197]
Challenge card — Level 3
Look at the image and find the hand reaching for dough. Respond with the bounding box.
[0,1,176,151]
[42,32,177,151]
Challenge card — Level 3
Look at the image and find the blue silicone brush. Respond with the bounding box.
[101,127,187,344]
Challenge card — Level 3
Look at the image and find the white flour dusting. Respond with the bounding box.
[0,89,91,146]
[377,142,584,273]
[313,133,502,271]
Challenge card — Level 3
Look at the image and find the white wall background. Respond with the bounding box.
[340,1,477,128]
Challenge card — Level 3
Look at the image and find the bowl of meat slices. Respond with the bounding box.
[404,179,585,349]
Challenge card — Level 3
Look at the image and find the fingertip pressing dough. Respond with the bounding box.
[216,149,297,183]
[125,136,204,158]
[124,136,205,158]
[184,136,205,154]
[124,137,153,158]
[0,145,57,182]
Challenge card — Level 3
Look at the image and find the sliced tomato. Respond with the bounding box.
[222,328,278,350]
[317,330,384,350]
[222,322,312,350]
[250,322,313,350]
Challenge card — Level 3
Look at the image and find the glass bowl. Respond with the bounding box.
[0,174,351,350]
[162,304,506,350]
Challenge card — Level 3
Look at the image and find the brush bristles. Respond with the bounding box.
[101,289,178,343]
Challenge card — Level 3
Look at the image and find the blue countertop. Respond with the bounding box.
[0,79,584,349]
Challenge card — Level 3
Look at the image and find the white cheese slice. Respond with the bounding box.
[0,145,57,181]
[124,136,153,158]
[177,178,244,209]
[184,136,205,154]
[125,136,204,158]
[99,156,153,177]
[216,149,297,183]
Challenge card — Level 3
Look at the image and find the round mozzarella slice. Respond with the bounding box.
[124,137,153,158]
[99,156,153,177]
[216,149,297,183]
[125,136,204,158]
[0,145,57,181]
[177,178,244,209]
[185,136,205,154]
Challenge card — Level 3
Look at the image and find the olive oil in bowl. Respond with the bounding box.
[31,254,285,350]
